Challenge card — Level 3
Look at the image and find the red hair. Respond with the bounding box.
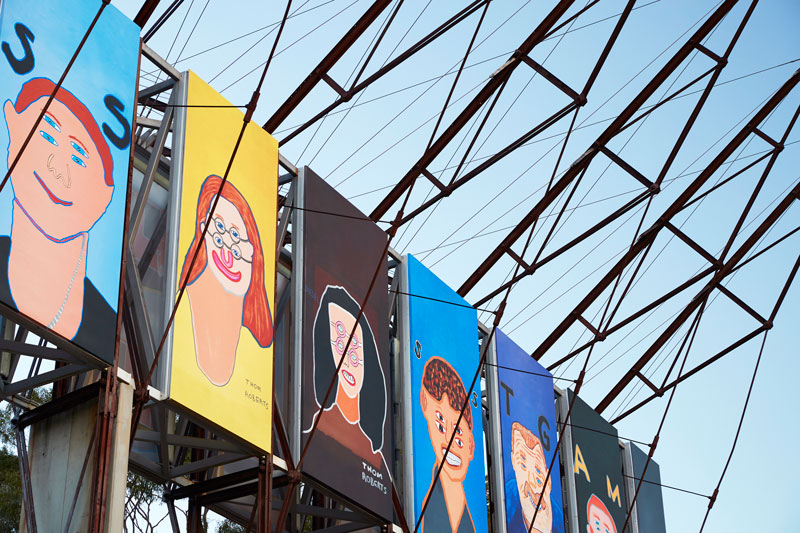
[587,495,616,533]
[14,77,113,186]
[180,175,273,347]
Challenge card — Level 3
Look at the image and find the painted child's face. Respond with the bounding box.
[587,502,617,533]
[5,97,113,240]
[511,428,552,533]
[420,389,475,482]
[328,302,365,399]
[202,196,254,296]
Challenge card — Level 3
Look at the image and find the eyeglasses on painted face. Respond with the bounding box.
[330,320,364,367]
[210,216,252,263]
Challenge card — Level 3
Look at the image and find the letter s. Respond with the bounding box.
[103,94,131,150]
[2,23,35,75]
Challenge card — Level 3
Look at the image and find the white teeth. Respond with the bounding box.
[342,371,355,385]
[443,449,462,467]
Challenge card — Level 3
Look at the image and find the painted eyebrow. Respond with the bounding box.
[44,112,61,128]
[68,136,89,154]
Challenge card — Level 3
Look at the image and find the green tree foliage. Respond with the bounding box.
[0,447,21,533]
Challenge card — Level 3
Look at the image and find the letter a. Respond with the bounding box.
[607,476,621,507]
[573,444,590,482]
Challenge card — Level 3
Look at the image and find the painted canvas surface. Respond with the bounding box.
[630,442,666,533]
[407,254,487,533]
[170,71,277,453]
[300,168,392,520]
[568,390,628,533]
[495,329,565,533]
[0,0,138,363]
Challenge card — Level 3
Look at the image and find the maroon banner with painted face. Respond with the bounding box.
[300,167,392,520]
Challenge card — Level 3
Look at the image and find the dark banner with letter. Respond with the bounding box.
[568,390,627,533]
[496,329,565,533]
[0,0,139,363]
[405,254,487,533]
[300,168,392,520]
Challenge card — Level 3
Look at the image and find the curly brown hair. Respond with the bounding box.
[421,356,472,429]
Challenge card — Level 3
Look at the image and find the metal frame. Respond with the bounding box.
[482,328,505,533]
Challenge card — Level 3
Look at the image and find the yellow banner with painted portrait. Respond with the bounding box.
[170,71,276,453]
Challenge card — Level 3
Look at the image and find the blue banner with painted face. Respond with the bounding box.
[406,254,487,533]
[495,329,565,533]
[0,0,139,363]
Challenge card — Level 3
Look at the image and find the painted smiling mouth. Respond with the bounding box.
[34,172,72,206]
[341,369,356,386]
[442,447,462,467]
[212,250,241,282]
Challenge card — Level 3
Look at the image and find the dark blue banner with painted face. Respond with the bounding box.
[0,0,138,363]
[496,329,565,533]
[568,390,627,533]
[405,254,487,533]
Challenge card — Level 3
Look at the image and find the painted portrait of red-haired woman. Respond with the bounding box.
[180,174,273,386]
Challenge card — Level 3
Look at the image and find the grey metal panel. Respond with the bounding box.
[290,168,306,461]
[556,386,579,533]
[396,256,415,529]
[161,72,187,398]
[485,332,507,533]
[621,442,640,533]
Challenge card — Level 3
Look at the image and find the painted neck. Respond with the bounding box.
[186,267,245,385]
[335,382,360,424]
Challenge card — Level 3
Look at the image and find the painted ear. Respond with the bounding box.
[3,100,20,147]
[420,388,427,411]
[200,220,206,233]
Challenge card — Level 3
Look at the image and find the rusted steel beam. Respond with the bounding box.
[275,0,490,143]
[369,0,578,221]
[263,0,392,133]
[534,72,800,376]
[457,0,741,298]
[596,179,800,414]
[134,0,163,28]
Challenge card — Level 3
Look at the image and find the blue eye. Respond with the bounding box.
[214,219,225,232]
[71,155,86,167]
[43,116,61,132]
[40,130,58,146]
[213,234,224,247]
[231,245,241,259]
[70,142,87,157]
[230,228,239,240]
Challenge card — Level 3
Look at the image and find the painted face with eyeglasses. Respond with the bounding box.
[201,197,254,296]
[327,302,365,399]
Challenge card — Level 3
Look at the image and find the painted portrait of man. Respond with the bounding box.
[419,356,476,533]
[586,494,617,533]
[0,0,139,363]
[510,421,553,533]
[1,78,116,353]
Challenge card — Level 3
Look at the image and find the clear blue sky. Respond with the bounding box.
[114,1,800,531]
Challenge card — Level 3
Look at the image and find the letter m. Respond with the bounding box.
[606,476,621,507]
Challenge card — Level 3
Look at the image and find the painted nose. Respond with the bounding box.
[222,249,234,267]
[47,153,62,178]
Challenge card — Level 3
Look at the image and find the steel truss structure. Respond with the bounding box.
[1,0,798,531]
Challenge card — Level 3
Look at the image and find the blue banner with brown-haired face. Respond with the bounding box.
[406,254,487,533]
[0,0,139,363]
[496,329,565,533]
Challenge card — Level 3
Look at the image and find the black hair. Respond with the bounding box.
[312,285,387,452]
